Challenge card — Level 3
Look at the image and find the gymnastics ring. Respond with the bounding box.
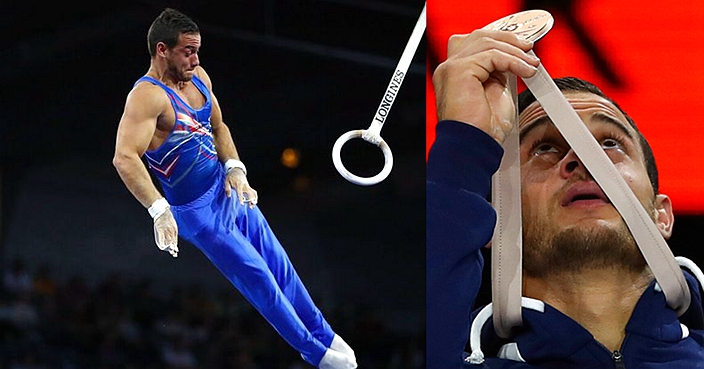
[332,128,393,186]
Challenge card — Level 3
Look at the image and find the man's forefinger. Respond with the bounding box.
[224,181,232,198]
[236,186,246,205]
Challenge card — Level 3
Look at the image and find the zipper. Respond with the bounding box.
[612,350,625,369]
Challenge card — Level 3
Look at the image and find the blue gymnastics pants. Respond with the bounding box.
[171,176,335,365]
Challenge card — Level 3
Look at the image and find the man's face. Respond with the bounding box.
[518,91,664,276]
[164,33,201,82]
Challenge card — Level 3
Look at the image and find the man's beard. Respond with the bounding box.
[522,214,648,279]
[166,61,192,82]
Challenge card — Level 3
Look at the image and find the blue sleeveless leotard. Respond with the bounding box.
[137,75,219,205]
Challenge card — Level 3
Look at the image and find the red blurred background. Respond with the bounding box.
[426,0,704,214]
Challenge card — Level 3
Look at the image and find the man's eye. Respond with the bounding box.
[601,138,622,150]
[534,143,558,155]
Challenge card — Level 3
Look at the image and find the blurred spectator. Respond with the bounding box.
[9,292,39,329]
[162,336,197,369]
[4,258,33,296]
[389,336,424,368]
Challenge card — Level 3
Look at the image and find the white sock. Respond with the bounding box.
[330,334,356,361]
[318,348,357,369]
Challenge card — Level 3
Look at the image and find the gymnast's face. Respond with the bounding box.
[164,32,201,82]
[516,91,673,276]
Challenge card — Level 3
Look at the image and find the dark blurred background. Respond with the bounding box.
[0,1,425,368]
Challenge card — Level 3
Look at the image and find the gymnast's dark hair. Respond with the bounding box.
[147,8,199,57]
[518,77,659,194]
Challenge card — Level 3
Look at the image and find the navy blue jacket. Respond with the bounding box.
[427,120,704,368]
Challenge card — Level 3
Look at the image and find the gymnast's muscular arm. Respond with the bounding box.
[195,67,258,205]
[113,83,168,208]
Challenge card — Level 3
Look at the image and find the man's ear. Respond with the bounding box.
[156,42,168,58]
[654,194,674,239]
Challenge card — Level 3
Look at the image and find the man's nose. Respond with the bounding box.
[559,149,585,179]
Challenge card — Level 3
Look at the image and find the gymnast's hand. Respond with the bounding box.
[153,209,179,257]
[432,30,540,144]
[225,168,258,208]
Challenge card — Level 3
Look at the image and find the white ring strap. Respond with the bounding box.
[491,75,524,338]
[491,51,692,337]
[332,3,426,186]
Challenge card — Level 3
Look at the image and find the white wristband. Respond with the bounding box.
[148,198,170,220]
[224,159,247,175]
